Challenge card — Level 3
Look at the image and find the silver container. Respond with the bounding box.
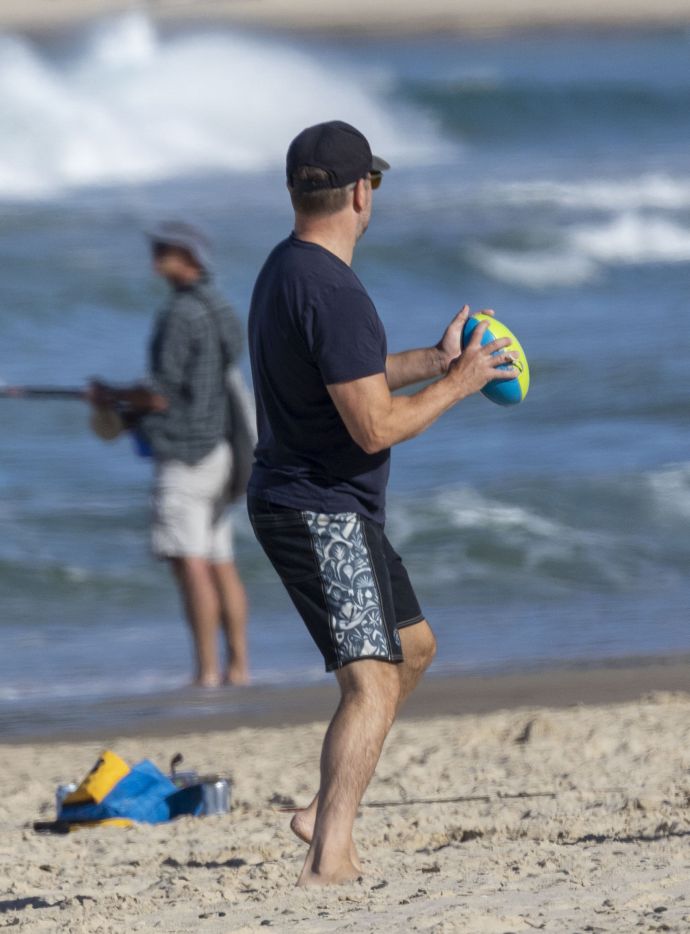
[55,782,78,816]
[200,778,231,815]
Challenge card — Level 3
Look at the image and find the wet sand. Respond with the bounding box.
[4,653,690,743]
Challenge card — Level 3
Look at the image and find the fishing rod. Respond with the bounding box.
[0,385,86,400]
[0,383,145,444]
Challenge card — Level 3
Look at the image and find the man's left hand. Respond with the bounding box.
[435,305,495,373]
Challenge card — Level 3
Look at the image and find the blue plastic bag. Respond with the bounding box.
[59,759,182,825]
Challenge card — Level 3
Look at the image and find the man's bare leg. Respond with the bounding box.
[211,561,250,685]
[170,556,222,687]
[396,621,437,702]
[296,659,401,886]
[289,620,436,853]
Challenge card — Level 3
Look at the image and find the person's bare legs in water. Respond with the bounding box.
[171,556,249,687]
[212,560,250,685]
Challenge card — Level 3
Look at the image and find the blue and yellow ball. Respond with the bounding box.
[461,313,529,406]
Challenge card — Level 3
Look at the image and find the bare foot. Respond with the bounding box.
[225,664,250,686]
[297,858,361,887]
[282,806,363,872]
[287,807,313,845]
[194,673,222,689]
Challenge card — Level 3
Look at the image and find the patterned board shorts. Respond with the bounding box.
[248,497,424,672]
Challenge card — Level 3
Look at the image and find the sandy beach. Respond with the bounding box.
[2,0,690,35]
[2,664,690,932]
[1,3,689,929]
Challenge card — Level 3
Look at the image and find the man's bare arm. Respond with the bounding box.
[385,346,445,392]
[329,312,518,454]
[385,305,493,392]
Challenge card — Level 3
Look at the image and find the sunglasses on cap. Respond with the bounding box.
[369,170,383,190]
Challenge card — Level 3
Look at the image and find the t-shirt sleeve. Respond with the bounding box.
[311,287,387,385]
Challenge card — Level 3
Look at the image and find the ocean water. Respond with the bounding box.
[1,14,690,727]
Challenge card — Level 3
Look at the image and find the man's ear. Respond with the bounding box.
[352,178,368,213]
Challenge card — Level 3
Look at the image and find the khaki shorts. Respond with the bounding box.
[152,441,234,562]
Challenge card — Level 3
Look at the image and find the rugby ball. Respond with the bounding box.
[461,313,529,406]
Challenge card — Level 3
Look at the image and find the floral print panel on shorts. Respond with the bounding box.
[303,511,399,666]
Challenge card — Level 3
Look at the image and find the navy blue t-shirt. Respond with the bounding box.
[247,234,390,523]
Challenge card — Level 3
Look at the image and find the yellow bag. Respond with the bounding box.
[61,750,134,827]
[63,750,131,806]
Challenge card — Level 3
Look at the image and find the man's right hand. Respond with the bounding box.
[446,316,519,399]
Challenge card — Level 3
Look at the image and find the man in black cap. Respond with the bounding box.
[247,121,517,885]
[90,222,250,689]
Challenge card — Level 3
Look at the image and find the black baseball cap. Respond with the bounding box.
[286,120,390,192]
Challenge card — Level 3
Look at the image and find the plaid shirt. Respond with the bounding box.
[140,277,243,465]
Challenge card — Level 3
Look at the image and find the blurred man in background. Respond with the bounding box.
[90,221,249,688]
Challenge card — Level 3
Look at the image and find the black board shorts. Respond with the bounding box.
[248,497,425,672]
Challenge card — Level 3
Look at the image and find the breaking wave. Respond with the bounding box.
[0,12,444,198]
[468,211,690,288]
[493,174,690,213]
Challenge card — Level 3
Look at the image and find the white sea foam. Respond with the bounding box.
[494,174,690,212]
[645,463,690,519]
[468,212,690,288]
[463,171,690,288]
[467,244,599,289]
[442,493,562,539]
[0,669,188,703]
[391,487,604,553]
[388,485,654,592]
[0,12,443,199]
[0,662,327,704]
[570,212,690,264]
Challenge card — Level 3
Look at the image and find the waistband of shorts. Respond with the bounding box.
[247,496,300,516]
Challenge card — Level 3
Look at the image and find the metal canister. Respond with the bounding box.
[200,779,231,815]
[55,782,78,817]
